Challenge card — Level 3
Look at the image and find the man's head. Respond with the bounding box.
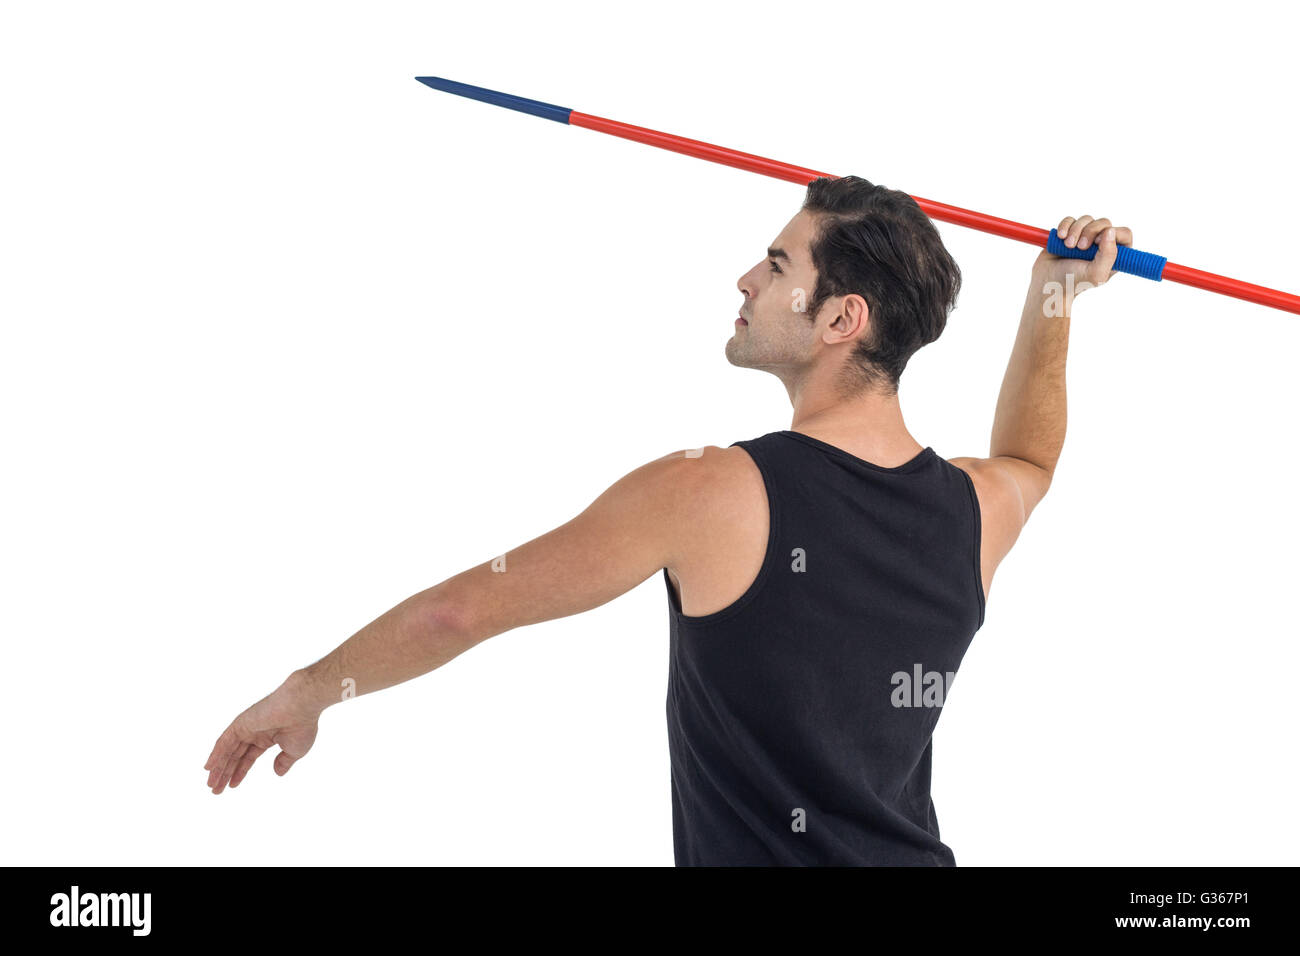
[727,176,961,397]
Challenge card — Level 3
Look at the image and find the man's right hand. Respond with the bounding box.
[1033,215,1134,293]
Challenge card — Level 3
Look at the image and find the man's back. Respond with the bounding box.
[663,430,984,865]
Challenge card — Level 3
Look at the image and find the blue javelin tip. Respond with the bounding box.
[414,76,572,124]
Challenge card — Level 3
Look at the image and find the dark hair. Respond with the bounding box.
[800,175,961,395]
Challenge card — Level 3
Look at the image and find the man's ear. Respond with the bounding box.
[823,293,870,345]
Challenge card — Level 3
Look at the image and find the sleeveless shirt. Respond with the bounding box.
[663,430,985,866]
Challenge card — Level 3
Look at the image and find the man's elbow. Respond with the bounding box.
[988,455,1053,522]
[1022,461,1053,519]
[414,579,483,648]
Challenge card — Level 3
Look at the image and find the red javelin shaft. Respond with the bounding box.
[569,110,1299,316]
[415,76,1299,316]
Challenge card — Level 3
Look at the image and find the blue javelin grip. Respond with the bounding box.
[1045,229,1167,281]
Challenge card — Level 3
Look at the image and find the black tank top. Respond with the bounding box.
[663,429,985,866]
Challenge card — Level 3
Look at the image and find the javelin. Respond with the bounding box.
[416,76,1299,316]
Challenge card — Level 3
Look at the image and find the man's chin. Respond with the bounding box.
[723,339,747,368]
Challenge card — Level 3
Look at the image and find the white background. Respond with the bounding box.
[3,0,1297,866]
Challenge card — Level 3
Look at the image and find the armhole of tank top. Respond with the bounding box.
[669,440,781,627]
[956,464,986,629]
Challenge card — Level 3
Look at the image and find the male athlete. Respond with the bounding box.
[204,175,1131,865]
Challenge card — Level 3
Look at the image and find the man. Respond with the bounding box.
[204,175,1131,866]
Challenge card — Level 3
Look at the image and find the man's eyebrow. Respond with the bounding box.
[767,247,792,263]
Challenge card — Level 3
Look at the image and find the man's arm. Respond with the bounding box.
[949,214,1132,600]
[203,446,713,793]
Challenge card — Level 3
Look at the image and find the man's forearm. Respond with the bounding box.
[285,583,472,716]
[990,268,1072,475]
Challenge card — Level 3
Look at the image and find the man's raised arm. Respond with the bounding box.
[203,446,713,793]
[949,214,1132,599]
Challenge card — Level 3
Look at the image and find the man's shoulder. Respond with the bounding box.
[640,443,766,534]
[597,442,765,519]
[648,444,770,607]
[643,442,761,496]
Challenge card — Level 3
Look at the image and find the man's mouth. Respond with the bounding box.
[736,314,748,326]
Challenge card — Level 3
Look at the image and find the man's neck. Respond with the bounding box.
[784,363,924,465]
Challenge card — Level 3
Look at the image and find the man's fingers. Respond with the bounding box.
[1076,218,1111,250]
[212,741,250,794]
[1054,216,1132,253]
[204,725,240,784]
[1066,215,1094,248]
[1094,227,1119,279]
[204,725,234,772]
[228,743,267,789]
[1048,212,1134,288]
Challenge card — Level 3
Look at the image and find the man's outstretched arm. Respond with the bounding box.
[203,446,713,793]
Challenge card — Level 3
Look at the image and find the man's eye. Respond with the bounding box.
[768,260,782,274]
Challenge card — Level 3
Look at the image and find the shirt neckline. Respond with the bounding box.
[779,430,935,474]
